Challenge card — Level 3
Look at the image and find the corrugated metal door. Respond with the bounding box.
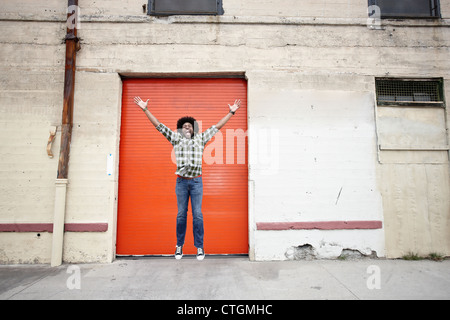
[117,78,248,255]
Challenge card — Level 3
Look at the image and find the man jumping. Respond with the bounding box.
[133,96,241,260]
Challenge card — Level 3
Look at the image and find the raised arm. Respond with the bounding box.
[215,99,241,130]
[133,96,160,127]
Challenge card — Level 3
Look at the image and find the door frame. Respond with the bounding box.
[114,72,253,259]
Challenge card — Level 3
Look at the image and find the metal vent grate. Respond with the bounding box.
[376,79,443,104]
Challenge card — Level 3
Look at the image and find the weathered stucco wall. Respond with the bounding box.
[377,102,450,257]
[0,0,449,263]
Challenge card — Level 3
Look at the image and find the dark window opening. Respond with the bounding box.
[148,0,224,16]
[368,0,440,18]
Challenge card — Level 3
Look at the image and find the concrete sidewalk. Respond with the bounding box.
[1,257,449,300]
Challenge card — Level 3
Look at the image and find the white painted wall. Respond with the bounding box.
[248,87,385,259]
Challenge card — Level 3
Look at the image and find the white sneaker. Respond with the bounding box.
[196,248,205,261]
[175,246,183,260]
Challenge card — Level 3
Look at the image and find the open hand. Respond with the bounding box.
[134,96,149,110]
[228,99,241,113]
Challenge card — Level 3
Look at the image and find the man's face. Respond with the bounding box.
[182,122,193,138]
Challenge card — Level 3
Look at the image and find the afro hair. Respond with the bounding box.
[177,116,199,136]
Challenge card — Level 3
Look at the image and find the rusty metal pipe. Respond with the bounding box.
[52,0,80,267]
[57,0,79,179]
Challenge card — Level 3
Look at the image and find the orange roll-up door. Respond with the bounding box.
[117,78,248,255]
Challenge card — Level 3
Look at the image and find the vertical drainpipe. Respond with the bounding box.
[51,0,80,267]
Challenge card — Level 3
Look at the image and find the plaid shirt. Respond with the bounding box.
[156,123,218,178]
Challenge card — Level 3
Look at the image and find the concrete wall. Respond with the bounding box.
[377,100,450,257]
[0,0,449,263]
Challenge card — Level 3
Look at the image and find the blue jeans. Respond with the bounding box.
[175,176,204,249]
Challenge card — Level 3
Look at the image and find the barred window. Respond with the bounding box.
[375,79,444,106]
